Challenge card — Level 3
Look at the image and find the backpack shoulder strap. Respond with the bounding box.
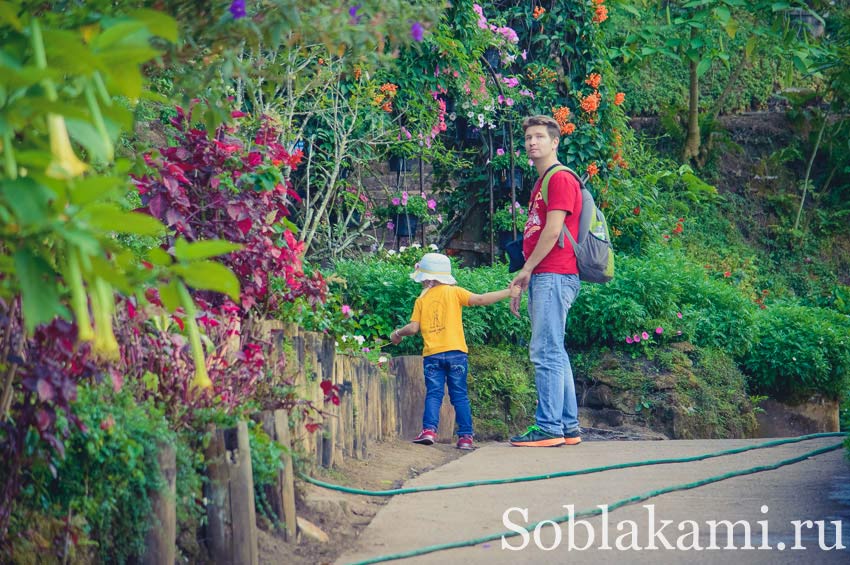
[540,164,582,249]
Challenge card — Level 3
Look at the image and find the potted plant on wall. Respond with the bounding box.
[490,147,526,190]
[492,201,527,249]
[380,190,436,237]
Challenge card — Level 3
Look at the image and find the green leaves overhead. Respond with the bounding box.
[172,261,241,303]
[173,239,243,262]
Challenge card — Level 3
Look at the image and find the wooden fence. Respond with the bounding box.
[143,321,457,562]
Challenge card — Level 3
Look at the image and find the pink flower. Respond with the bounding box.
[642,331,650,340]
[341,305,352,317]
[387,221,395,230]
[633,334,640,343]
[655,327,663,335]
[427,199,437,210]
[677,312,683,319]
[496,148,505,156]
[410,22,424,42]
[391,197,401,206]
[625,336,633,344]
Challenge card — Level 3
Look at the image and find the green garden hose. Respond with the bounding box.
[300,432,847,496]
[347,439,846,564]
[300,433,847,564]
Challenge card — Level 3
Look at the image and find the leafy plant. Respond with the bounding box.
[742,304,850,401]
[379,190,438,221]
[492,201,527,232]
[18,383,173,563]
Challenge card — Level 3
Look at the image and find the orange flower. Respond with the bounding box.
[381,101,393,113]
[533,6,546,19]
[586,162,599,178]
[585,73,601,89]
[593,0,605,4]
[552,105,571,124]
[380,83,398,95]
[619,159,629,169]
[593,4,608,23]
[580,92,600,113]
[354,66,362,80]
[614,92,625,106]
[563,122,576,135]
[318,57,325,65]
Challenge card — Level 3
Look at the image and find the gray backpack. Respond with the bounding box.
[541,165,615,284]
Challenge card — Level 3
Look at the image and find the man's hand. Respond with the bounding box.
[390,329,402,345]
[509,269,531,317]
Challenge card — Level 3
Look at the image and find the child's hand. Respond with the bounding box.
[509,283,522,299]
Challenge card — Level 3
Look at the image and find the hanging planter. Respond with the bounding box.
[483,47,501,69]
[453,117,481,142]
[388,155,409,172]
[499,167,524,191]
[393,213,419,237]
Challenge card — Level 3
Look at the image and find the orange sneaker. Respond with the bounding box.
[509,425,565,447]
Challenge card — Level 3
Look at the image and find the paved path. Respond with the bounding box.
[337,437,850,565]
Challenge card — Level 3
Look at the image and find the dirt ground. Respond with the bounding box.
[258,438,467,565]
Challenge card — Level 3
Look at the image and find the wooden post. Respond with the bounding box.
[142,443,176,565]
[259,409,297,543]
[204,422,259,564]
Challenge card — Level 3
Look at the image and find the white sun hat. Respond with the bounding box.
[410,252,457,285]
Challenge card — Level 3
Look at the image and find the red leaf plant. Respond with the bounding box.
[132,104,327,315]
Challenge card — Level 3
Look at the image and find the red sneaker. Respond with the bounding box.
[456,435,474,450]
[412,429,437,445]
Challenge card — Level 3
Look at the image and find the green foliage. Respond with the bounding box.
[570,246,756,357]
[21,383,174,563]
[468,345,536,439]
[742,304,850,401]
[491,201,527,232]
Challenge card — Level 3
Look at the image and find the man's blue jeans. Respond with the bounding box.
[422,350,473,436]
[528,273,581,436]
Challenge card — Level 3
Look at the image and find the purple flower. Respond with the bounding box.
[391,197,401,206]
[387,221,395,230]
[411,21,424,42]
[349,4,362,25]
[229,0,246,19]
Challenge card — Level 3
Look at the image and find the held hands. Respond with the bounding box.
[508,270,531,318]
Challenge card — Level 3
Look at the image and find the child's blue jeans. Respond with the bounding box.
[422,350,473,436]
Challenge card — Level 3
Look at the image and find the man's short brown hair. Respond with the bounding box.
[522,115,560,141]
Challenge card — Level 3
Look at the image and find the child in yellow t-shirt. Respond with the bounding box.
[390,253,520,450]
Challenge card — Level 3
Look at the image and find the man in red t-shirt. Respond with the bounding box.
[509,115,583,447]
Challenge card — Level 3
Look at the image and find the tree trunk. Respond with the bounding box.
[682,30,701,164]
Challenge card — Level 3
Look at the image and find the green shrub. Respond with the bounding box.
[570,246,756,357]
[23,384,175,563]
[741,304,850,401]
[468,345,536,439]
